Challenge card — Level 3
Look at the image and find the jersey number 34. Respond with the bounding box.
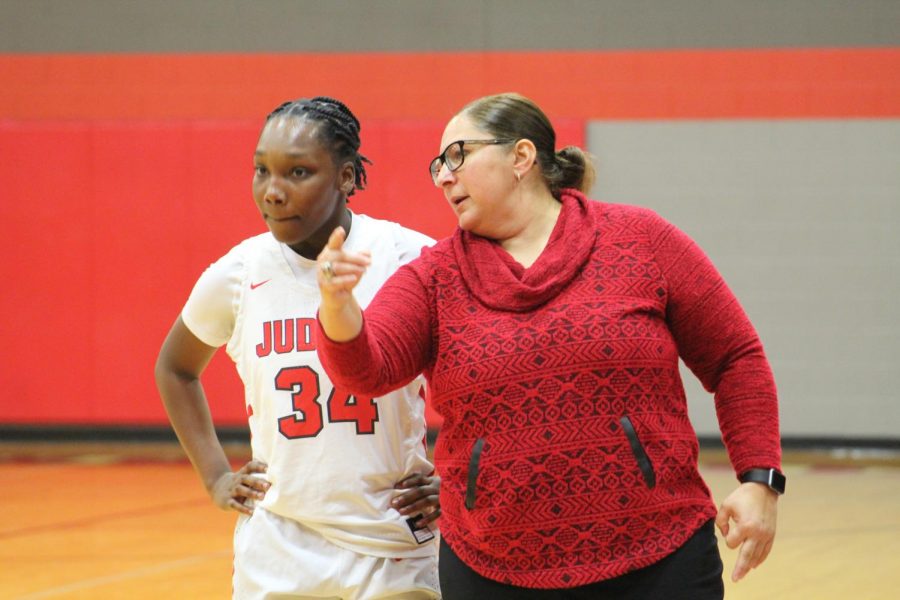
[275,366,378,438]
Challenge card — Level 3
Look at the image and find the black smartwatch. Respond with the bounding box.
[739,468,786,495]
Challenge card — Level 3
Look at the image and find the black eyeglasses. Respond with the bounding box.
[429,138,516,184]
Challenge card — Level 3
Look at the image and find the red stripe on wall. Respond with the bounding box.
[2,49,898,120]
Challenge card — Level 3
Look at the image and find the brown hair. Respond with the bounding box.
[460,93,595,198]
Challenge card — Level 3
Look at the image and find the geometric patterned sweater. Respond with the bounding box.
[317,189,781,588]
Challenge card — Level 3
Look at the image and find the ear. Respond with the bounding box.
[511,138,537,177]
[338,161,356,196]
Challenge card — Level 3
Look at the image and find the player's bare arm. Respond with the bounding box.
[156,317,237,505]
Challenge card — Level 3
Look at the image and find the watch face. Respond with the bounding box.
[771,470,786,494]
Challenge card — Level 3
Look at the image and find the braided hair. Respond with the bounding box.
[266,97,371,197]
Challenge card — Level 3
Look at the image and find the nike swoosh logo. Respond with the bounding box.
[250,279,271,290]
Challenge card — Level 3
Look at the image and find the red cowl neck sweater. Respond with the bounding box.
[317,190,780,589]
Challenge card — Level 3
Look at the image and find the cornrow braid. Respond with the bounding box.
[266,96,372,197]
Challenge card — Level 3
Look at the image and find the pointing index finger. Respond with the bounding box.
[327,226,346,250]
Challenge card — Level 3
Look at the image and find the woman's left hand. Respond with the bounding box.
[391,472,441,527]
[715,482,779,582]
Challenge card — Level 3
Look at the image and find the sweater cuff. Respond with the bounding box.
[315,311,375,392]
[315,309,365,345]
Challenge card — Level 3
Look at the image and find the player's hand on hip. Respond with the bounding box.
[392,473,441,526]
[317,226,371,305]
[715,481,779,582]
[210,459,270,515]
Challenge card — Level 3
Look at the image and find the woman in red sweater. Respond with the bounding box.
[314,93,783,599]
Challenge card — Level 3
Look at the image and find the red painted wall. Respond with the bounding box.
[0,117,583,426]
[2,48,897,427]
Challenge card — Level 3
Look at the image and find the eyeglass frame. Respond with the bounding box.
[428,138,517,184]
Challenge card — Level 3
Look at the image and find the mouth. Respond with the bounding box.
[449,195,468,207]
[267,214,300,223]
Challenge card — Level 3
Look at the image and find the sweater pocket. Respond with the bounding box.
[464,438,485,510]
[620,416,656,489]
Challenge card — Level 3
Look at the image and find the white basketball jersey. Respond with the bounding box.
[182,213,436,558]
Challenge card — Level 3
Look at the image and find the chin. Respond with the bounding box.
[267,224,306,246]
[455,212,477,232]
[265,223,288,240]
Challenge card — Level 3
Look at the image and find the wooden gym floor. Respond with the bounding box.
[1,442,898,599]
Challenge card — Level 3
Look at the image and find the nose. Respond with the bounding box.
[433,162,454,187]
[264,177,286,204]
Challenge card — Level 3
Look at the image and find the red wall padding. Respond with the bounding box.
[0,119,584,426]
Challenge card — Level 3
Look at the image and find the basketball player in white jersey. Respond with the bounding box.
[155,97,440,599]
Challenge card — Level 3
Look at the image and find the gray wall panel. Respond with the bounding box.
[2,0,898,53]
[587,120,900,438]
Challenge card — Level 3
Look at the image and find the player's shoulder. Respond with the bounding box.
[202,232,278,280]
[352,212,434,243]
[228,231,279,256]
[350,212,435,257]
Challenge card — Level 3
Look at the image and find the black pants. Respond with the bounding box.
[439,519,724,600]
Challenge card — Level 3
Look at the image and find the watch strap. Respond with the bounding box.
[739,468,786,495]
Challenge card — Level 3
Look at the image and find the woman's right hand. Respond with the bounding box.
[317,226,371,305]
[209,459,270,515]
[316,226,370,342]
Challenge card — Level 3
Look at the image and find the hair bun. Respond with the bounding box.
[555,146,596,194]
